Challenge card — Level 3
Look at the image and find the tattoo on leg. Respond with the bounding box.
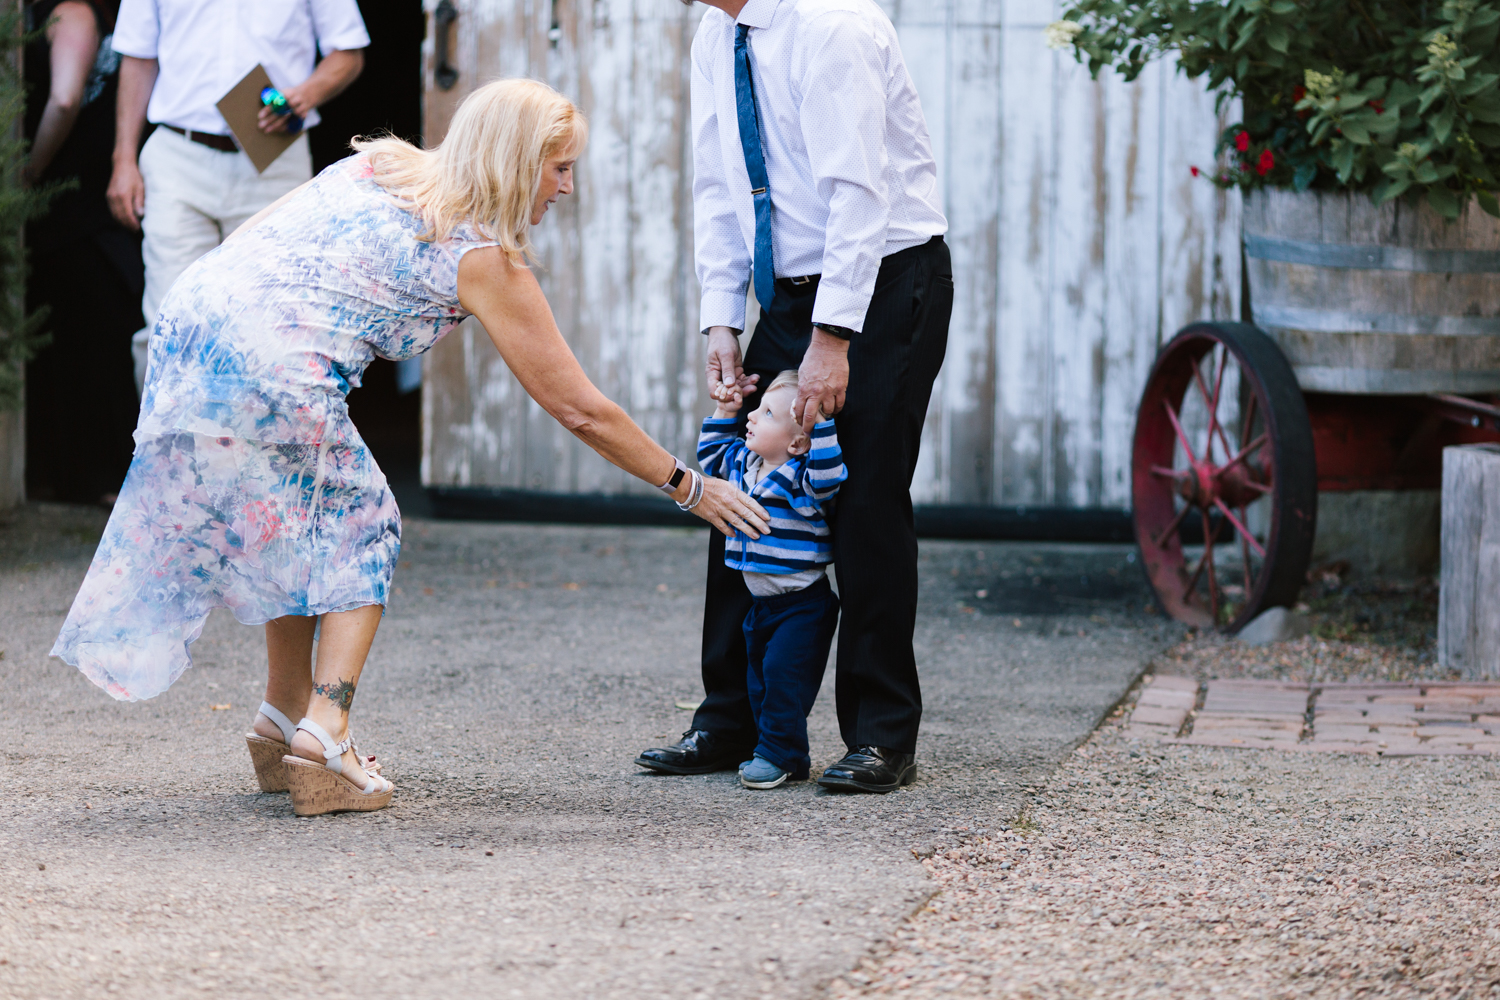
[313,678,357,712]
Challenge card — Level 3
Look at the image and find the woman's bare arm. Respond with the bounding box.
[456,246,770,538]
[25,2,99,184]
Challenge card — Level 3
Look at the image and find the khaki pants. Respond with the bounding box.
[131,127,311,392]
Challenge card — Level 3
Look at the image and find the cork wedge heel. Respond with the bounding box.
[282,718,393,817]
[246,702,383,794]
[245,702,299,793]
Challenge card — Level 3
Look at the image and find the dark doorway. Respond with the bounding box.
[312,0,429,515]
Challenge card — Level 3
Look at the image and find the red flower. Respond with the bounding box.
[1292,85,1306,103]
[1256,149,1275,176]
[1190,165,1200,177]
[1368,99,1385,114]
[1235,131,1250,152]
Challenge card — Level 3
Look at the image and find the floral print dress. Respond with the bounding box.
[52,154,498,701]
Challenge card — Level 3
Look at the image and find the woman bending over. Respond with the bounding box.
[51,78,768,816]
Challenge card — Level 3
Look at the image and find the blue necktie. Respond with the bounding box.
[734,24,775,311]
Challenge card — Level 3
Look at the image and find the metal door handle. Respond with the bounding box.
[434,0,459,91]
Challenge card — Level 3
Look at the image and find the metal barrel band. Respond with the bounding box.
[1245,233,1500,274]
[1252,304,1500,337]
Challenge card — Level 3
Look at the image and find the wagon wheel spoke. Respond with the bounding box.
[1161,399,1199,466]
[1149,465,1180,479]
[1217,433,1269,477]
[1240,507,1254,597]
[1191,348,1235,463]
[1151,502,1193,549]
[1242,479,1272,494]
[1239,392,1258,456]
[1214,498,1267,559]
[1204,525,1221,622]
[1182,514,1221,601]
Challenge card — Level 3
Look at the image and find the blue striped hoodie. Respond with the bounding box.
[697,417,847,574]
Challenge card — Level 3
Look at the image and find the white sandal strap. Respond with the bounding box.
[258,702,297,745]
[295,718,353,775]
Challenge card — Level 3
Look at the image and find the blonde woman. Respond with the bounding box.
[51,78,770,817]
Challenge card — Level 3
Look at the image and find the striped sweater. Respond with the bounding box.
[697,417,847,574]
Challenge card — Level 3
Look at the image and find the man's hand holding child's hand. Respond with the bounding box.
[711,373,760,418]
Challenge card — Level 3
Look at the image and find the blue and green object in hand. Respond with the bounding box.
[259,86,304,135]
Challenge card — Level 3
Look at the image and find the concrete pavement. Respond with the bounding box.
[0,503,1176,999]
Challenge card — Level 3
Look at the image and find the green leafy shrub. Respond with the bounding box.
[1051,0,1500,218]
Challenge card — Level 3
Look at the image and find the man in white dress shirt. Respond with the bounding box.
[106,0,370,390]
[634,0,953,792]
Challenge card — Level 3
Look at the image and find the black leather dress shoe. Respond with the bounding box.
[816,745,917,793]
[634,729,752,775]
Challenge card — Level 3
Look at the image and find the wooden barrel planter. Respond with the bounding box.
[1243,189,1500,394]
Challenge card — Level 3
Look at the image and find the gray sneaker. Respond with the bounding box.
[739,755,789,790]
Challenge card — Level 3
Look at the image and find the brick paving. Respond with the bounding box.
[1123,677,1500,757]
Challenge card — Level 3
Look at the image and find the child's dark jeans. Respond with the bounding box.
[742,574,840,780]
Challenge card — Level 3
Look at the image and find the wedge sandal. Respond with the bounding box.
[282,717,393,816]
[246,701,381,794]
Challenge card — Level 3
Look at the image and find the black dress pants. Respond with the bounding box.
[691,236,953,755]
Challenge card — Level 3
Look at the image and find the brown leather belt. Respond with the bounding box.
[162,124,239,153]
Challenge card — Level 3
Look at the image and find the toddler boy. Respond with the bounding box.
[698,370,846,789]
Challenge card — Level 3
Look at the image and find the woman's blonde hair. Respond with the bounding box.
[352,78,587,262]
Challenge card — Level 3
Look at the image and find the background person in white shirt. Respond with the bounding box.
[106,0,369,390]
[634,0,953,793]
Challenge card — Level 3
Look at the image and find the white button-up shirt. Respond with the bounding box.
[112,0,370,135]
[691,0,946,334]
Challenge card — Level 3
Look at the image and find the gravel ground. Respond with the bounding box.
[0,504,1174,1000]
[827,719,1500,998]
[824,583,1500,1000]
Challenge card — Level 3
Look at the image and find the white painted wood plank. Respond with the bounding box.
[1046,53,1107,508]
[937,19,1002,505]
[1098,61,1163,508]
[994,8,1057,505]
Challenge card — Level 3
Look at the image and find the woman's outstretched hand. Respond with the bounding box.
[688,477,771,539]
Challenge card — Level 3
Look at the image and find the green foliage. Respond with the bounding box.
[0,5,56,412]
[1055,0,1500,218]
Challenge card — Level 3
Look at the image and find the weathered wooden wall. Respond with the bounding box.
[421,0,1241,510]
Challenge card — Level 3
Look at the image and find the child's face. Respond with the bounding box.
[744,386,808,464]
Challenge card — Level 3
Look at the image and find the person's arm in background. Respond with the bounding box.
[106,0,160,231]
[105,55,155,230]
[262,0,373,135]
[256,48,364,134]
[23,2,101,185]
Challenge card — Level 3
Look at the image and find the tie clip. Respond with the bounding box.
[750,187,767,195]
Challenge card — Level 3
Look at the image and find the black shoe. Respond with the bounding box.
[634,729,752,775]
[816,745,917,793]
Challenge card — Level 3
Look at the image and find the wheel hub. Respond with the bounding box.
[1167,460,1266,510]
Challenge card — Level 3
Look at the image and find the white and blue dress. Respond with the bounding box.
[52,154,498,701]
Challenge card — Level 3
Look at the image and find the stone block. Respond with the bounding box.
[1236,607,1311,645]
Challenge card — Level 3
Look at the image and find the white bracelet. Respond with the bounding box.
[676,470,705,511]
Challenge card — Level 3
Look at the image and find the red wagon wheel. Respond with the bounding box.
[1132,322,1317,631]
